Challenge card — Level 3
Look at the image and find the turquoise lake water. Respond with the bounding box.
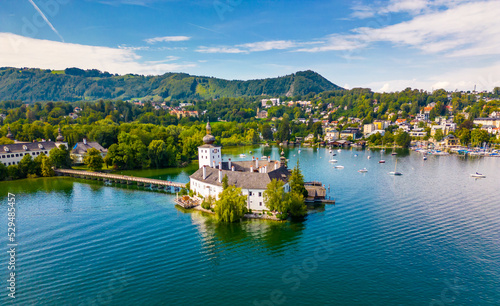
[0,146,499,305]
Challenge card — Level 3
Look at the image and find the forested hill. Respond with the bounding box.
[0,67,342,102]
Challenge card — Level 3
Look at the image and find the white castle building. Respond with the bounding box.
[189,122,290,211]
[0,126,68,167]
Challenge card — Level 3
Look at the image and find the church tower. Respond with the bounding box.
[198,121,222,168]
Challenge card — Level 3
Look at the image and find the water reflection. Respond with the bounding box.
[189,211,305,257]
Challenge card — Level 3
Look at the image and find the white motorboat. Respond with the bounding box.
[379,160,385,163]
[367,156,371,159]
[329,159,338,163]
[334,165,344,169]
[358,168,368,173]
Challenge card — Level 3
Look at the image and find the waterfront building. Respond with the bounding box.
[70,138,108,164]
[189,122,290,211]
[0,127,68,166]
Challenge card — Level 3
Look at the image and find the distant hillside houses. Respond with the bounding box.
[261,98,280,108]
[170,109,199,118]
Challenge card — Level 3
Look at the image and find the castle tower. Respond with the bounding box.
[280,149,287,168]
[56,126,64,142]
[198,121,221,168]
[6,126,14,141]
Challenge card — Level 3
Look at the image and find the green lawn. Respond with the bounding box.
[71,164,114,171]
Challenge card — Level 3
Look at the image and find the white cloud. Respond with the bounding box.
[0,33,195,75]
[144,36,191,44]
[197,40,303,54]
[300,0,500,58]
[236,40,297,52]
[196,46,248,54]
[296,35,367,52]
[364,61,500,92]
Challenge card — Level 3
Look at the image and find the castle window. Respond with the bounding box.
[259,202,262,206]
[258,192,262,197]
[249,191,252,196]
[15,154,18,157]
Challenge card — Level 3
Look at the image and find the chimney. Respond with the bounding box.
[213,161,216,168]
[252,156,255,161]
[275,162,278,170]
[231,166,235,171]
[228,158,231,169]
[219,161,222,170]
[256,158,259,168]
[250,166,253,172]
[218,169,222,183]
[83,138,87,145]
[264,166,267,173]
[203,166,207,180]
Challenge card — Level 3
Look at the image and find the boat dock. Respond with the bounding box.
[304,181,335,204]
[55,169,186,190]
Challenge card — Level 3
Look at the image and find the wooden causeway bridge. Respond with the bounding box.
[55,169,186,190]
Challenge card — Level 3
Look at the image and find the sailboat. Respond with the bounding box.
[470,159,486,178]
[381,139,385,152]
[389,159,402,176]
[391,143,397,155]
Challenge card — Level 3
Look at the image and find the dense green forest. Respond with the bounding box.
[0,67,341,102]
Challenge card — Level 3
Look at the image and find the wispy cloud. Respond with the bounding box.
[298,0,500,58]
[236,40,297,52]
[1,33,195,75]
[196,46,248,54]
[27,0,64,42]
[196,40,299,54]
[145,36,191,44]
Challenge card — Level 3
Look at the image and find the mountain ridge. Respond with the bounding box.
[0,67,343,102]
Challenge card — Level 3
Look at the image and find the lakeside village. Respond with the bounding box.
[1,88,500,221]
[128,90,500,155]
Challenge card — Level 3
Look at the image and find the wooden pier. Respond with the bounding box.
[55,169,186,190]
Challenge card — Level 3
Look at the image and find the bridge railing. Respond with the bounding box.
[55,169,186,188]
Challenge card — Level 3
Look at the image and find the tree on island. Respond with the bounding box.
[289,161,309,199]
[264,176,308,220]
[222,174,229,190]
[263,179,287,213]
[214,185,248,222]
[84,148,104,171]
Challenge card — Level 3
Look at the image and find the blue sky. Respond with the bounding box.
[1,0,500,92]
